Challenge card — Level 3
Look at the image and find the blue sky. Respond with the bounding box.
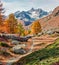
[2,0,59,15]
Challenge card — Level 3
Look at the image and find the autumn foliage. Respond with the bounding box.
[0,13,42,36]
[0,13,25,35]
[17,23,25,36]
[31,20,41,35]
[24,30,29,36]
[6,14,18,34]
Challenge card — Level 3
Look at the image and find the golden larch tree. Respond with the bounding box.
[7,14,18,34]
[17,23,25,36]
[31,20,41,35]
[24,30,29,36]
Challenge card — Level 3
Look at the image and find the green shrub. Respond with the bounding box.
[0,42,9,47]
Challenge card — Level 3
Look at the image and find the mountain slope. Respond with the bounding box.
[36,6,59,33]
[18,38,59,65]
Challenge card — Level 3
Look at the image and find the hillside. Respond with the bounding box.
[18,38,59,65]
[0,34,58,65]
[41,16,59,33]
[33,6,59,33]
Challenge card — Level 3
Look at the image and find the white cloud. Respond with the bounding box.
[3,2,22,15]
[2,0,59,15]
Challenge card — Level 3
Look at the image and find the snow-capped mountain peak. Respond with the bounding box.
[14,8,48,26]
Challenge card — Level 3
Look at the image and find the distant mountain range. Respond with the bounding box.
[14,8,48,26]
